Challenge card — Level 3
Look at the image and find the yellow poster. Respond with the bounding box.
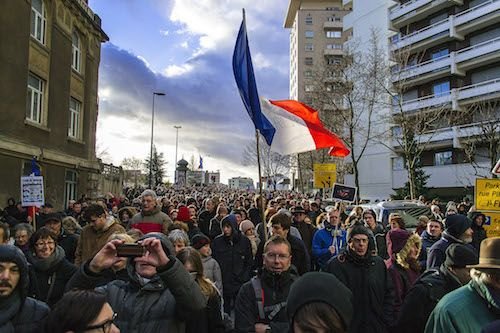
[483,211,500,238]
[475,178,500,211]
[313,163,336,189]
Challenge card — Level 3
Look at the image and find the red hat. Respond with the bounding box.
[388,229,411,255]
[177,206,191,222]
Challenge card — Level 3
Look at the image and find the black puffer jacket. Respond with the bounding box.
[66,233,206,333]
[212,214,253,297]
[0,245,49,333]
[57,228,79,263]
[27,246,77,307]
[395,265,463,333]
[325,248,395,333]
[235,269,297,333]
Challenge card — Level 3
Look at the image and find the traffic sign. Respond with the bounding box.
[313,163,336,189]
[475,178,500,211]
[493,158,500,176]
[483,211,500,238]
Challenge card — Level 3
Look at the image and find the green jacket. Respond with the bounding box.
[425,279,500,333]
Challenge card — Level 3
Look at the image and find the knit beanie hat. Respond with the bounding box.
[444,214,472,238]
[287,272,353,331]
[388,229,411,254]
[191,233,210,250]
[347,225,372,242]
[444,243,478,268]
[177,205,191,222]
[239,220,255,234]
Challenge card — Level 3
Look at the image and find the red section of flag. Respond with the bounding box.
[269,100,350,157]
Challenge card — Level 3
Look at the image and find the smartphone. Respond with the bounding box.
[115,244,146,257]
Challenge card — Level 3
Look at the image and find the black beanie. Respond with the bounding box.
[347,225,371,242]
[191,233,210,250]
[444,214,472,238]
[444,243,478,268]
[287,272,353,330]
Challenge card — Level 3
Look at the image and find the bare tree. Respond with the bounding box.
[242,136,292,188]
[377,43,454,199]
[461,100,500,179]
[121,157,145,187]
[304,29,387,200]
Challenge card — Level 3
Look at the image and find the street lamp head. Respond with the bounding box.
[153,92,166,96]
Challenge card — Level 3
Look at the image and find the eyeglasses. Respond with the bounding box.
[84,313,117,332]
[264,253,290,261]
[35,241,55,248]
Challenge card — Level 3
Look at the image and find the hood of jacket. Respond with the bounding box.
[468,211,486,228]
[0,245,29,301]
[126,232,175,286]
[221,214,240,241]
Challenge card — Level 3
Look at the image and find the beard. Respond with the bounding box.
[460,235,473,244]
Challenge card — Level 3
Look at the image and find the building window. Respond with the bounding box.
[392,157,405,170]
[305,43,314,51]
[31,0,46,44]
[305,57,313,65]
[305,84,314,92]
[305,31,314,38]
[433,81,450,97]
[326,44,343,50]
[64,170,78,205]
[435,151,452,166]
[27,73,44,123]
[72,31,81,72]
[327,57,341,65]
[304,70,312,78]
[327,16,341,22]
[326,31,342,38]
[68,97,81,139]
[432,48,449,60]
[305,16,313,25]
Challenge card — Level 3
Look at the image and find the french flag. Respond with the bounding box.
[232,10,349,157]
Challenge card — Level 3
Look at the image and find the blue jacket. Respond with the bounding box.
[312,226,347,270]
[418,230,440,269]
[426,232,474,270]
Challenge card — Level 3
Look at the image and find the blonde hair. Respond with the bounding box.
[396,234,421,270]
[107,233,135,243]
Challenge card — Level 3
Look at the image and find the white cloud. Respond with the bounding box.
[137,55,152,69]
[163,63,194,77]
[180,41,189,49]
[253,52,272,69]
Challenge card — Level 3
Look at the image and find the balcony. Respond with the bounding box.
[324,46,343,56]
[392,162,490,188]
[392,37,500,85]
[395,77,500,113]
[391,0,500,52]
[389,0,462,31]
[324,19,343,29]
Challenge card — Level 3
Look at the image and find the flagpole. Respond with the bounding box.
[255,129,267,242]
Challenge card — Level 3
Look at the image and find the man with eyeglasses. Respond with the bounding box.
[325,225,395,333]
[235,235,297,333]
[0,245,49,332]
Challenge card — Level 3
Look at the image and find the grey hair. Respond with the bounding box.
[14,223,34,236]
[141,189,157,200]
[167,229,190,245]
[470,268,500,285]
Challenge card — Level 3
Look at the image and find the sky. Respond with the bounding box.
[88,0,291,184]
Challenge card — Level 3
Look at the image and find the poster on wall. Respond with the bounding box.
[21,176,45,207]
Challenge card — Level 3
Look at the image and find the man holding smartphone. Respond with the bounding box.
[68,233,206,332]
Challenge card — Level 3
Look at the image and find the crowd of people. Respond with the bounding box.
[0,187,499,333]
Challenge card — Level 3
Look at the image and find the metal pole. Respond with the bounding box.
[256,130,267,242]
[149,92,165,189]
[174,125,181,184]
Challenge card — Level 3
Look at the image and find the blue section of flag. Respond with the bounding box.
[232,10,275,145]
[31,157,41,176]
[199,155,203,170]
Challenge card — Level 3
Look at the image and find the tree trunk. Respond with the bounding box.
[353,159,361,203]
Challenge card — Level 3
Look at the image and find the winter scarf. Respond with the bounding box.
[27,245,65,272]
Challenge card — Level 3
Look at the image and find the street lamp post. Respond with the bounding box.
[149,92,165,189]
[173,125,182,184]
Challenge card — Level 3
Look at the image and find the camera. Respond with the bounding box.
[115,244,146,257]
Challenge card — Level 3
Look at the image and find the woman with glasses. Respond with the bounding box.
[27,227,77,307]
[46,289,120,333]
